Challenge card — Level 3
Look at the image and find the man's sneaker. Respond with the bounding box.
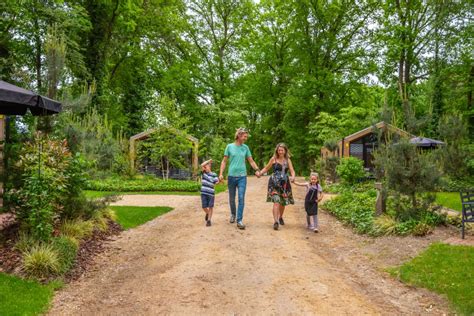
[230,214,236,223]
[206,220,212,227]
[237,221,246,230]
[273,222,279,230]
[279,217,285,225]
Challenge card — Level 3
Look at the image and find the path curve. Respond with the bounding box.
[49,177,449,315]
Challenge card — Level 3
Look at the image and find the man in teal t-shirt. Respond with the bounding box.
[219,128,260,230]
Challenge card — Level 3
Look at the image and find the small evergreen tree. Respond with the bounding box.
[374,139,440,210]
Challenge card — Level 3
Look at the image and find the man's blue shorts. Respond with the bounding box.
[201,194,215,208]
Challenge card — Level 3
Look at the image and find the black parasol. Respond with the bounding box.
[410,136,445,148]
[0,80,62,115]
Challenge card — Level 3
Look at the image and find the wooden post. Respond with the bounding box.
[375,182,386,215]
[0,115,5,209]
[129,137,136,175]
[192,141,199,179]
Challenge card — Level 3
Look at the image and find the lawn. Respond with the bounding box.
[0,273,61,315]
[111,206,174,229]
[391,243,474,315]
[435,192,462,212]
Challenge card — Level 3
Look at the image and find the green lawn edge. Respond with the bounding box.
[390,243,474,315]
[435,192,462,212]
[110,206,174,229]
[0,273,62,316]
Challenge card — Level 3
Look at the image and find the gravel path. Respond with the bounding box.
[49,177,449,315]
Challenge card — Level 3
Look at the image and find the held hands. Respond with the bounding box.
[255,170,261,178]
[290,176,295,183]
[219,174,224,182]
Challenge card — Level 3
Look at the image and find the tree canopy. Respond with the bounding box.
[1,0,472,172]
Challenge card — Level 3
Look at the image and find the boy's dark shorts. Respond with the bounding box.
[201,194,215,208]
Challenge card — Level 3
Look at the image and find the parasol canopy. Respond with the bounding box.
[410,136,445,148]
[0,80,62,116]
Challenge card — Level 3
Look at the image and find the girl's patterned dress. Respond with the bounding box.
[266,161,294,206]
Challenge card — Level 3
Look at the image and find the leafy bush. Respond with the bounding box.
[411,222,433,236]
[87,177,200,192]
[322,190,377,234]
[8,133,92,241]
[336,157,365,185]
[59,220,94,240]
[437,176,474,192]
[51,237,79,274]
[324,187,446,236]
[23,244,60,278]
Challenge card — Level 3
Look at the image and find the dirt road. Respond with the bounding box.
[49,177,449,315]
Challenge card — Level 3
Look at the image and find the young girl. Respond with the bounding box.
[260,143,295,230]
[293,173,323,232]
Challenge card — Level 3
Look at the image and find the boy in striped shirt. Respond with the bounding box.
[201,159,220,227]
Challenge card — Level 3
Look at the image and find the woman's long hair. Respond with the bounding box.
[273,143,290,161]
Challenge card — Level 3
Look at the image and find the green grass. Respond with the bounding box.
[110,206,174,229]
[0,273,61,315]
[391,243,474,315]
[435,192,462,212]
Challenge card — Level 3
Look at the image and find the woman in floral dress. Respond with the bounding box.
[260,143,295,230]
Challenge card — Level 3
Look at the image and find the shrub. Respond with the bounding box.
[437,176,474,192]
[322,190,377,234]
[411,222,433,236]
[336,157,365,185]
[23,244,60,278]
[51,237,79,274]
[59,220,94,240]
[8,133,92,241]
[86,177,200,192]
[15,232,39,253]
[373,215,398,236]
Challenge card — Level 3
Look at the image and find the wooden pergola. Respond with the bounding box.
[129,127,199,178]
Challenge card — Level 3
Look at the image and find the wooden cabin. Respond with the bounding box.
[129,127,199,179]
[320,122,443,169]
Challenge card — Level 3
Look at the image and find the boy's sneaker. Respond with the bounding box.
[237,221,246,230]
[230,214,236,223]
[206,220,211,227]
[273,222,279,230]
[279,217,285,225]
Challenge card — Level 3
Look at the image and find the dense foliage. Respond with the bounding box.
[323,182,446,236]
[0,0,471,173]
[86,177,201,192]
[336,157,365,185]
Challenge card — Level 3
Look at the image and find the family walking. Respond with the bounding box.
[200,128,324,232]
